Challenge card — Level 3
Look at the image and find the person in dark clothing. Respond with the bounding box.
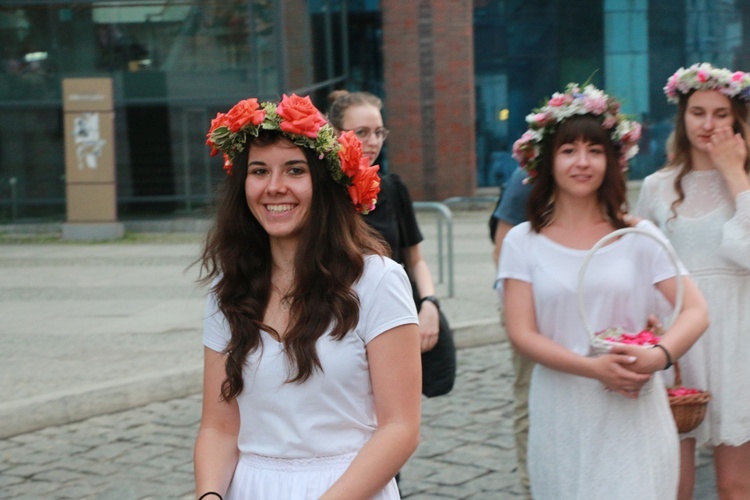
[327,90,440,353]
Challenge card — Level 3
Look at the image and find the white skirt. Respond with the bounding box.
[226,452,401,500]
[528,365,679,500]
[678,271,750,446]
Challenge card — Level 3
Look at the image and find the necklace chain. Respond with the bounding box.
[271,282,292,309]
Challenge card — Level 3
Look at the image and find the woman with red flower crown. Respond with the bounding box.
[497,83,709,498]
[193,94,421,499]
[636,63,750,500]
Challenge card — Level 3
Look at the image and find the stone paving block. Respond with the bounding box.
[422,460,490,486]
[468,489,520,499]
[142,470,194,495]
[412,435,466,458]
[51,442,96,458]
[1,449,58,467]
[481,431,515,451]
[403,492,456,499]
[30,467,91,484]
[0,472,24,487]
[401,456,444,482]
[442,443,508,471]
[111,443,176,465]
[112,462,174,481]
[427,411,478,430]
[94,478,169,500]
[118,423,196,446]
[0,440,19,451]
[0,478,58,497]
[52,481,101,498]
[397,481,431,499]
[2,462,51,478]
[56,456,123,477]
[403,488,461,500]
[82,441,140,461]
[468,469,520,492]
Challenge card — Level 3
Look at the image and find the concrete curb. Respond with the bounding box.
[0,319,504,439]
[0,367,202,439]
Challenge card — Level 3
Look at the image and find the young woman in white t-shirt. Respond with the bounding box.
[497,83,708,499]
[193,94,421,500]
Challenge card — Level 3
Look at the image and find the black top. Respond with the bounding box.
[362,173,423,266]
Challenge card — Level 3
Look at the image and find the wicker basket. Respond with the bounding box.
[669,361,711,434]
[577,227,710,432]
[577,227,684,357]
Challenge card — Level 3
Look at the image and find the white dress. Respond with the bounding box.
[636,168,750,446]
[203,255,419,499]
[497,220,681,499]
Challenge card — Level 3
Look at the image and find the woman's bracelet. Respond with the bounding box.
[198,492,223,500]
[650,344,673,370]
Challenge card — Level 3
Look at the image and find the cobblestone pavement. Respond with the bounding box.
[0,343,522,500]
[0,207,719,499]
[0,341,720,499]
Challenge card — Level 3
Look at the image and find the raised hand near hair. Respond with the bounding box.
[706,126,750,198]
[706,126,747,175]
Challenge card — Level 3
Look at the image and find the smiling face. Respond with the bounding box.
[340,103,386,166]
[245,138,313,243]
[552,139,607,199]
[684,89,735,154]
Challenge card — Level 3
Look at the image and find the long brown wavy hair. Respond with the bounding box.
[527,114,629,232]
[667,90,750,218]
[198,131,387,401]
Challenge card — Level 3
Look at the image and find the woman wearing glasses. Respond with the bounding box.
[327,90,443,365]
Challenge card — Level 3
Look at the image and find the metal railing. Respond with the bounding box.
[413,201,454,297]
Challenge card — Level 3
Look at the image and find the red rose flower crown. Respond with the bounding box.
[206,94,380,214]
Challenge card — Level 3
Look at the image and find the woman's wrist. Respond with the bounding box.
[650,344,673,370]
[198,492,223,500]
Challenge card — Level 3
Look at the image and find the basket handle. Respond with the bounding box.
[576,226,684,341]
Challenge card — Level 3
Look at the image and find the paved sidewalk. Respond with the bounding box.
[0,208,718,498]
[0,209,501,437]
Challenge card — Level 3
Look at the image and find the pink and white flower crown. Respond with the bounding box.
[206,94,380,214]
[664,62,750,104]
[512,83,641,182]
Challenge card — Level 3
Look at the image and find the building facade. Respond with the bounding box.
[1,0,749,220]
[474,0,750,187]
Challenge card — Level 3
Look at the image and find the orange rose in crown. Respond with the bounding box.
[276,94,328,138]
[224,98,266,133]
[348,163,381,215]
[206,93,381,214]
[337,131,366,178]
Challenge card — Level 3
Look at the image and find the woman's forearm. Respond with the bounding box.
[320,421,419,500]
[194,427,240,498]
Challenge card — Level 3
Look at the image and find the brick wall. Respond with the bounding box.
[382,0,476,200]
[284,0,313,90]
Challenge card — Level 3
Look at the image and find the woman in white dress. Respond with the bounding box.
[193,94,421,499]
[636,62,750,500]
[497,83,709,499]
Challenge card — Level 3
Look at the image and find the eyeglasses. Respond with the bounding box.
[344,127,390,142]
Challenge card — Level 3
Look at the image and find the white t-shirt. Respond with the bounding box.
[497,220,683,354]
[203,255,418,458]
